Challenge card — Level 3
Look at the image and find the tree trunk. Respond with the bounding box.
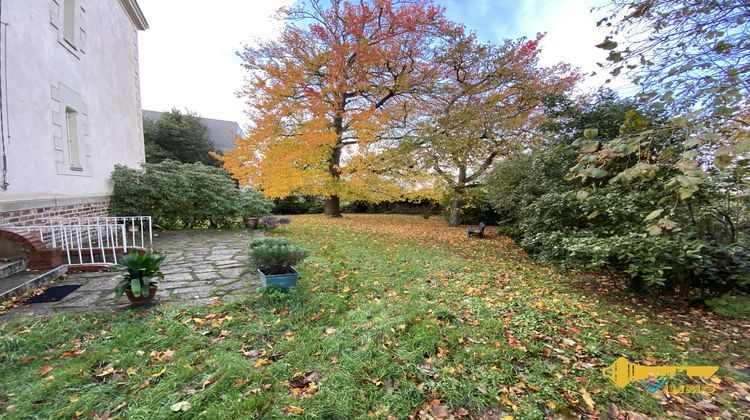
[324,196,342,217]
[448,166,468,227]
[448,196,462,227]
[326,109,345,218]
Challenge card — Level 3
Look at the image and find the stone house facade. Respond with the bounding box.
[0,0,148,226]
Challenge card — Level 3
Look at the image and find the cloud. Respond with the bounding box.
[138,0,293,124]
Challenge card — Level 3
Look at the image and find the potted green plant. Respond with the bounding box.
[239,188,273,229]
[249,237,309,291]
[112,250,165,305]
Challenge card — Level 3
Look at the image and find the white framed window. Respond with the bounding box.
[62,0,77,48]
[65,107,82,170]
[52,83,91,176]
[50,0,86,57]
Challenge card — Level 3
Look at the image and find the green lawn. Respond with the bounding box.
[1,214,748,419]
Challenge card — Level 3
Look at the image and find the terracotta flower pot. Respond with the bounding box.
[125,285,157,305]
[244,217,260,229]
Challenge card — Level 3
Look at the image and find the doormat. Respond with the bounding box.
[24,285,82,304]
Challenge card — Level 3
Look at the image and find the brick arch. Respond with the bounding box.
[0,229,46,252]
[0,229,61,270]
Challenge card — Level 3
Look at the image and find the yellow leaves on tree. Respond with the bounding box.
[219,0,453,216]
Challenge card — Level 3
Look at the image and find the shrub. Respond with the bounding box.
[249,237,309,275]
[240,188,274,217]
[110,160,254,229]
[485,91,750,300]
[273,195,325,214]
[516,183,750,297]
[249,237,293,249]
[705,295,750,319]
[486,148,575,225]
[441,189,502,225]
[341,199,440,215]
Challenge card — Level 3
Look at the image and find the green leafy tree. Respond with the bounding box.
[589,0,750,206]
[404,32,577,226]
[144,109,221,166]
[595,0,749,116]
[488,91,641,225]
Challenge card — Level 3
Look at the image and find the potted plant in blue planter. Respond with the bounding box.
[249,237,309,291]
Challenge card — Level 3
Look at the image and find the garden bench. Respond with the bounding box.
[467,222,486,238]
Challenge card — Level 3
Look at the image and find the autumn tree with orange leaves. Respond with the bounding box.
[220,0,452,217]
[401,32,578,226]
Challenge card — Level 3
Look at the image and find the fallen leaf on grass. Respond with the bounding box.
[579,387,596,413]
[95,365,116,378]
[616,336,632,346]
[240,348,263,359]
[233,378,249,389]
[170,401,191,412]
[37,365,54,376]
[201,375,218,390]
[288,371,321,398]
[282,405,304,415]
[289,371,321,389]
[150,349,174,364]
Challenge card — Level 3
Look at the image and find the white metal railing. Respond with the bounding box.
[2,216,152,266]
[46,216,153,250]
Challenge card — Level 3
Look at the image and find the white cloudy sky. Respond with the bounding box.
[138,0,629,126]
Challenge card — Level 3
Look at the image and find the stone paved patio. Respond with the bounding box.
[2,229,260,318]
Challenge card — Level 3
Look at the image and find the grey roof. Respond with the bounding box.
[142,110,242,153]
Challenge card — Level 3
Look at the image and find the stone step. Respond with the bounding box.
[0,265,68,301]
[0,259,27,280]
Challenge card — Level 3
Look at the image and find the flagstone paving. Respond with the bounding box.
[2,229,261,318]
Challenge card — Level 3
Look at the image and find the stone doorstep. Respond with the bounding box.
[0,265,69,301]
[0,259,27,279]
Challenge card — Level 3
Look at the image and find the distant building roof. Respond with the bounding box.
[143,110,242,153]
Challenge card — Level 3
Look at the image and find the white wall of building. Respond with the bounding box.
[0,0,146,204]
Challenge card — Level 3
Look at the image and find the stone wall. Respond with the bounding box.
[0,196,109,227]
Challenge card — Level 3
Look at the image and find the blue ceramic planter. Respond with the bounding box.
[258,267,299,291]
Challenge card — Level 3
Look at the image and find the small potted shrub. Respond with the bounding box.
[240,188,273,229]
[249,237,309,291]
[112,250,165,305]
